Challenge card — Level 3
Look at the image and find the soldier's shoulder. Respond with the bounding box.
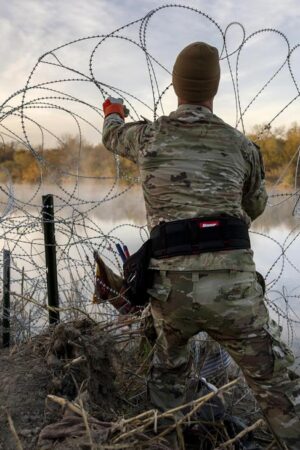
[213,116,248,141]
[154,114,172,125]
[150,114,177,134]
[126,117,155,138]
[218,118,259,155]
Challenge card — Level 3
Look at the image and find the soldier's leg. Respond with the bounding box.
[148,270,200,412]
[192,270,300,449]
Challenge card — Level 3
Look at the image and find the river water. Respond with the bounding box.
[1,183,300,367]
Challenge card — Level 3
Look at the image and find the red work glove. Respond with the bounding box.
[103,97,129,119]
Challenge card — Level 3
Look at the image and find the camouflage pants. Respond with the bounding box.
[147,269,300,449]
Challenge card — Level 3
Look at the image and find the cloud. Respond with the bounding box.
[1,0,300,146]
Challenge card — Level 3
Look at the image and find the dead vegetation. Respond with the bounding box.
[0,318,275,450]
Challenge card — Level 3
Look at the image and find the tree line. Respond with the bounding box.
[0,137,138,184]
[1,123,300,186]
[248,122,300,187]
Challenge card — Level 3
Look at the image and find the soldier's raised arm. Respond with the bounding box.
[242,140,268,221]
[102,97,150,164]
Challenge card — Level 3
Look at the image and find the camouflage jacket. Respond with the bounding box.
[102,104,268,271]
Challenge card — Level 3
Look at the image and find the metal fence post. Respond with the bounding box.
[42,194,60,324]
[3,249,11,347]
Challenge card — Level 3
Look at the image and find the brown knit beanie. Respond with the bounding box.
[172,42,220,102]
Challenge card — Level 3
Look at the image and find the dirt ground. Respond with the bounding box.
[0,340,51,449]
[0,319,132,450]
[0,319,274,450]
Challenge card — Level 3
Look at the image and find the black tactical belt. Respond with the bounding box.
[150,215,250,259]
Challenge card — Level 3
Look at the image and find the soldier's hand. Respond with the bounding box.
[103,96,129,119]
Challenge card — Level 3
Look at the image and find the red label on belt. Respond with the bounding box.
[198,220,220,228]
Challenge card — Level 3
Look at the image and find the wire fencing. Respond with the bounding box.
[0,4,300,372]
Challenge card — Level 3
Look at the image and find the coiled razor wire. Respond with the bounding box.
[0,4,300,380]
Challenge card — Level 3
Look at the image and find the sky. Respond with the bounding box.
[0,0,300,146]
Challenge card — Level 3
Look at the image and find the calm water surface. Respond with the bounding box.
[1,183,300,366]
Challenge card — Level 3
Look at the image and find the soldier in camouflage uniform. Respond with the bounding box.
[102,42,300,449]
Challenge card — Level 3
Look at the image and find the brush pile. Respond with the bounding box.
[0,318,275,449]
